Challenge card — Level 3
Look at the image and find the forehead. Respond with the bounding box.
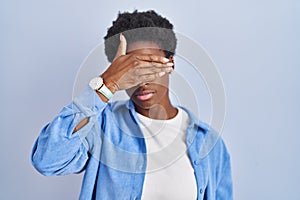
[127,41,164,56]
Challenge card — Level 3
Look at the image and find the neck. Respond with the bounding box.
[134,99,178,120]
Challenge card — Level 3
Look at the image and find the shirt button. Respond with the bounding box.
[194,160,200,165]
[200,188,203,193]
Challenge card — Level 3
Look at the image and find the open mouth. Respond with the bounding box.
[135,90,156,101]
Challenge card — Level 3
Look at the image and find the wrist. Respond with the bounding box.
[103,80,117,94]
[100,73,118,93]
[89,76,114,102]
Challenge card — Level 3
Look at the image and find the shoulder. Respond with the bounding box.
[199,124,230,163]
[180,106,230,160]
[202,125,231,183]
[106,99,130,112]
[181,106,230,164]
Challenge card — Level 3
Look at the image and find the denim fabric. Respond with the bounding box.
[31,86,233,200]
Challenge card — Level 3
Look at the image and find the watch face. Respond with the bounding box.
[89,77,103,90]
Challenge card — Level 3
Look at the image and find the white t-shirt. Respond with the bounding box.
[137,108,197,200]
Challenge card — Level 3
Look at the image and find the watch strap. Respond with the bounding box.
[98,83,113,100]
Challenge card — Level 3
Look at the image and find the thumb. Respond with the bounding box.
[113,33,127,61]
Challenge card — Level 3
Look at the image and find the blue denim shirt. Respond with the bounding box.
[31,86,233,200]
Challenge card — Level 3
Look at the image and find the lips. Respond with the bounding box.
[134,89,156,101]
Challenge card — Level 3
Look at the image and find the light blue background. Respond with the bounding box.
[1,0,299,199]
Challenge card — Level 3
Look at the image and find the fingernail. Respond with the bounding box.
[163,58,169,63]
[120,33,123,41]
[166,62,174,67]
[159,72,166,77]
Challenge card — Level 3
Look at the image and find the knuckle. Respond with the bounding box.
[153,62,160,67]
[134,54,142,60]
[149,55,155,61]
[151,67,158,72]
[128,54,136,61]
[133,60,140,67]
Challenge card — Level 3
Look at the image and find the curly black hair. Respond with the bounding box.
[104,10,177,62]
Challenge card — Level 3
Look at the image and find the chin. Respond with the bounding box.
[131,98,156,110]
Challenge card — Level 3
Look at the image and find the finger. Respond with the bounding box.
[134,66,173,75]
[135,54,170,63]
[138,71,168,82]
[136,60,174,69]
[113,33,127,61]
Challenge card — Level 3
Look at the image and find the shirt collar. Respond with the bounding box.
[125,99,209,134]
[178,106,209,134]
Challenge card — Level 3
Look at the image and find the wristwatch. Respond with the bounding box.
[89,76,114,100]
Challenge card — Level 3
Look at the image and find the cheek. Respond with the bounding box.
[125,87,136,98]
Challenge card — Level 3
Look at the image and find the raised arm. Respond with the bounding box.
[31,34,173,176]
[72,34,172,133]
[31,86,107,176]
